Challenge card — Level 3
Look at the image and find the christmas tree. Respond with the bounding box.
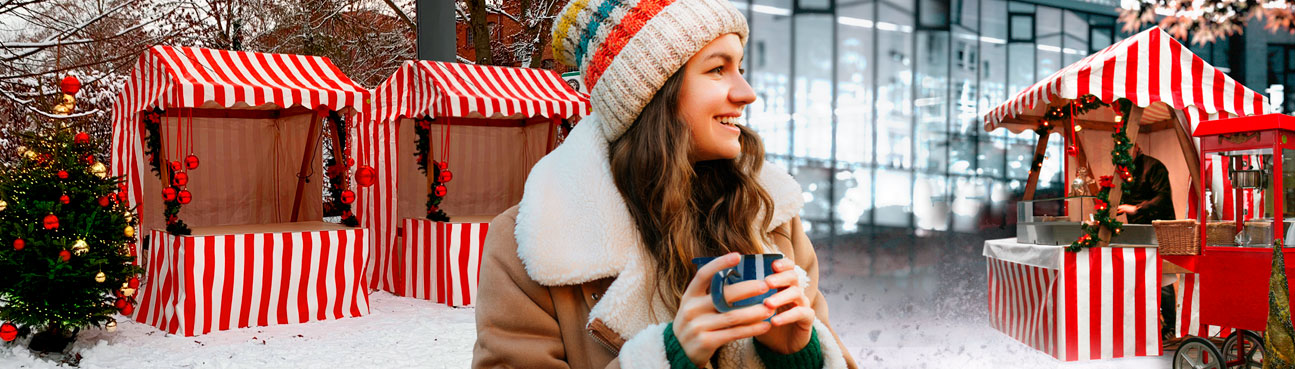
[0,77,141,352]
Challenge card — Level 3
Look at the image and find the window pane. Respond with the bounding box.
[834,164,872,234]
[1009,14,1033,41]
[877,4,914,169]
[794,14,834,161]
[1090,27,1112,50]
[915,31,949,172]
[979,133,1006,178]
[792,160,832,235]
[836,2,873,166]
[919,0,949,28]
[955,0,978,30]
[1006,130,1036,180]
[952,176,991,232]
[1037,34,1062,80]
[915,173,949,231]
[875,169,912,227]
[1007,43,1034,96]
[749,0,793,167]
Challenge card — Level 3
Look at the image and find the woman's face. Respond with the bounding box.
[677,33,756,162]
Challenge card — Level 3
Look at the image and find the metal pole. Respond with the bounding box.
[417,0,456,62]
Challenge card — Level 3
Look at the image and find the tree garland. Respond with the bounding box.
[141,109,190,235]
[413,117,449,222]
[1062,96,1138,252]
[324,111,359,227]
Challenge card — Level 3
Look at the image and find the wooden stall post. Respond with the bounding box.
[291,109,325,222]
[1098,105,1144,247]
[1023,132,1051,201]
[1170,110,1203,203]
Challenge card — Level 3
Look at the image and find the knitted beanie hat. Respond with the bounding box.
[552,0,748,142]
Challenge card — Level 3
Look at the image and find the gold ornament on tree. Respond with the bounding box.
[94,271,106,283]
[71,239,88,256]
[124,225,134,238]
[0,199,6,211]
[120,282,136,297]
[104,319,117,332]
[90,162,107,179]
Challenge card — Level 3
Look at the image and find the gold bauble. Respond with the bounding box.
[124,225,135,238]
[124,211,133,222]
[23,149,36,160]
[90,162,107,179]
[94,271,106,283]
[105,319,117,332]
[0,199,6,211]
[72,239,89,255]
[120,287,136,297]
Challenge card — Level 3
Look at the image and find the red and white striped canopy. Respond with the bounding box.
[984,27,1268,132]
[369,60,590,122]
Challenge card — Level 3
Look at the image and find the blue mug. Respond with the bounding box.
[691,254,784,313]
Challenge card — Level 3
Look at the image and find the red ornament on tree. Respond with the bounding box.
[98,196,111,207]
[185,155,200,170]
[13,239,24,251]
[128,277,140,289]
[169,161,182,172]
[120,302,134,316]
[434,185,447,197]
[173,172,189,186]
[114,298,127,310]
[0,322,16,342]
[345,158,355,167]
[162,187,177,202]
[438,170,453,183]
[58,250,70,262]
[437,162,449,171]
[355,166,377,187]
[43,214,59,230]
[59,194,70,204]
[178,190,192,204]
[74,132,90,145]
[340,190,356,204]
[57,170,68,179]
[60,75,81,95]
[83,154,95,164]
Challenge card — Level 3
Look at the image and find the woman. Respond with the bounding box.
[472,1,857,368]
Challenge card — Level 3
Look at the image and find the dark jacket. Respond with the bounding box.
[1122,154,1175,224]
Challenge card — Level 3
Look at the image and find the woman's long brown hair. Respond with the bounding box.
[609,68,775,314]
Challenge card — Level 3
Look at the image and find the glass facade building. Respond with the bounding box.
[729,0,1260,246]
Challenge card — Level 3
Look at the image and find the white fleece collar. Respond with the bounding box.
[514,113,805,340]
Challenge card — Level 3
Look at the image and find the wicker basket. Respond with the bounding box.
[1153,219,1200,255]
[1205,221,1239,246]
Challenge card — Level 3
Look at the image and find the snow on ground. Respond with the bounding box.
[0,292,477,369]
[1,233,1181,368]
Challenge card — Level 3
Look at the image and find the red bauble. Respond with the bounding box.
[345,158,355,167]
[178,190,192,204]
[185,155,200,170]
[0,322,16,342]
[57,170,68,179]
[58,250,70,262]
[117,192,128,202]
[162,188,177,202]
[43,214,59,230]
[169,161,182,172]
[437,162,449,171]
[438,170,453,183]
[114,298,127,310]
[60,75,81,95]
[13,239,24,251]
[120,303,134,315]
[128,277,140,289]
[340,190,356,204]
[83,154,95,164]
[98,196,111,207]
[59,194,70,204]
[74,132,90,145]
[434,185,447,197]
[355,166,377,187]
[1065,145,1077,157]
[173,172,189,186]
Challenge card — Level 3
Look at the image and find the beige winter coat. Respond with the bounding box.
[471,114,859,368]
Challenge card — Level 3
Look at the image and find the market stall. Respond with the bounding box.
[109,46,373,336]
[981,26,1269,361]
[360,60,588,306]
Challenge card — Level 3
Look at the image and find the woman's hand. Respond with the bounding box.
[754,258,815,354]
[673,253,775,367]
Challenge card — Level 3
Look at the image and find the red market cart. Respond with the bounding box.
[360,61,588,306]
[1166,113,1295,369]
[109,46,373,336]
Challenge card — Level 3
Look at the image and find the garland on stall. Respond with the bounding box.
[1064,97,1138,252]
[141,109,191,235]
[324,111,359,227]
[413,117,449,222]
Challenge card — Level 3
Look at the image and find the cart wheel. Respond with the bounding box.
[1174,336,1226,369]
[1222,330,1264,369]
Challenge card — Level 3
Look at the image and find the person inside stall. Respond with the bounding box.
[1114,142,1177,340]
